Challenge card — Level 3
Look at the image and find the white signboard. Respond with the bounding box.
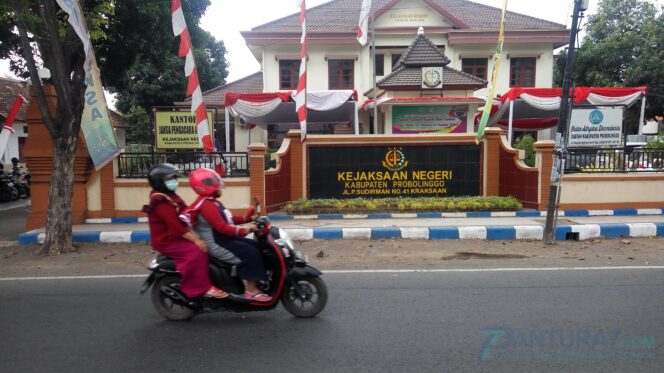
[567,107,623,148]
[422,67,443,89]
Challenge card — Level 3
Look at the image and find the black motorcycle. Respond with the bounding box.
[0,172,19,202]
[10,166,30,198]
[141,216,328,321]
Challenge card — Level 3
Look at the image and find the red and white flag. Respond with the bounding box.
[295,0,307,140]
[0,94,26,159]
[172,0,215,153]
[357,0,371,46]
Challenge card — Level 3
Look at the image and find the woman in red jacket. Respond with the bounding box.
[184,168,272,302]
[142,163,227,299]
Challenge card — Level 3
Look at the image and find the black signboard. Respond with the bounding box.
[308,145,480,199]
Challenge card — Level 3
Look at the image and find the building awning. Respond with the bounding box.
[484,86,648,142]
[361,96,485,110]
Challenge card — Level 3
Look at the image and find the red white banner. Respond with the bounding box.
[172,0,215,152]
[357,0,371,46]
[0,94,26,158]
[295,0,307,140]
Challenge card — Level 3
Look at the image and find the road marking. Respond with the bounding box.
[1,266,664,281]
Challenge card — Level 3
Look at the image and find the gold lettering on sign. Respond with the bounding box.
[390,12,429,22]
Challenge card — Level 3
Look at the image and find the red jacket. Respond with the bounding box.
[185,196,255,237]
[142,191,189,251]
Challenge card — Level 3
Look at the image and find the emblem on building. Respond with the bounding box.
[422,67,443,89]
[382,148,409,171]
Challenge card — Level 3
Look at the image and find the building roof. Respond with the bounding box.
[249,0,566,34]
[396,33,451,67]
[109,110,133,129]
[0,77,30,123]
[372,31,486,93]
[191,72,264,107]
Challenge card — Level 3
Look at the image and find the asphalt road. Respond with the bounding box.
[0,205,28,242]
[1,269,662,372]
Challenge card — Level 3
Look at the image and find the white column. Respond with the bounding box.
[508,100,514,144]
[354,101,360,135]
[224,108,231,152]
[638,96,646,135]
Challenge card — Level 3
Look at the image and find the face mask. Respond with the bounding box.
[165,179,179,191]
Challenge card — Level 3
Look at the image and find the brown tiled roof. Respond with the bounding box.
[396,33,450,67]
[0,77,30,122]
[109,110,133,129]
[189,72,264,106]
[375,65,486,91]
[372,31,486,93]
[250,0,565,33]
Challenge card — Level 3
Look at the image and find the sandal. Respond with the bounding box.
[204,287,230,299]
[244,291,272,302]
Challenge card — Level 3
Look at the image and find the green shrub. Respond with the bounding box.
[645,136,664,150]
[514,135,536,167]
[285,196,523,214]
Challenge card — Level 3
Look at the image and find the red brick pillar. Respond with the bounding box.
[483,127,503,196]
[23,85,94,230]
[534,141,555,210]
[287,130,305,200]
[98,160,116,217]
[248,143,266,206]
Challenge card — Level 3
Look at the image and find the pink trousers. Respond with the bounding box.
[158,239,211,298]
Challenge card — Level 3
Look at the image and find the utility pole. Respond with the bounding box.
[371,6,378,134]
[543,0,588,244]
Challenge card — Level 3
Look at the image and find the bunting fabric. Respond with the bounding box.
[295,0,307,140]
[172,0,215,152]
[357,0,371,46]
[476,0,508,140]
[0,94,26,159]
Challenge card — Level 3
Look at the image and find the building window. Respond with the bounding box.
[462,58,488,80]
[328,59,354,89]
[391,53,402,70]
[375,54,384,76]
[510,57,536,87]
[279,60,300,90]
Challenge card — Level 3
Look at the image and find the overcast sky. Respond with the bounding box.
[2,0,661,85]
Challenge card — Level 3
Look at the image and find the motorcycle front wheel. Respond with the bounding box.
[281,276,328,318]
[151,274,196,321]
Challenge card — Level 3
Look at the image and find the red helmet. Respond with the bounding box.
[189,168,222,196]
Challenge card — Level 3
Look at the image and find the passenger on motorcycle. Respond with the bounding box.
[142,163,228,299]
[184,168,272,302]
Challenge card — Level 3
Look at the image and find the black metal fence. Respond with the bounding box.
[117,152,249,178]
[565,148,664,173]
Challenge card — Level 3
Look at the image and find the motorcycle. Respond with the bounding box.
[0,172,19,202]
[10,166,30,198]
[141,216,328,321]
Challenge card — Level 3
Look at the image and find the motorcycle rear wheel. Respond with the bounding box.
[281,276,328,318]
[151,275,196,321]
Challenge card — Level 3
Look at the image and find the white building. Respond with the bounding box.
[0,77,30,166]
[199,0,570,151]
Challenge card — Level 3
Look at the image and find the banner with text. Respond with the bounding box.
[567,107,624,148]
[392,105,467,134]
[308,145,480,199]
[155,111,214,149]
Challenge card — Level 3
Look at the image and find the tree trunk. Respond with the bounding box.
[41,128,79,255]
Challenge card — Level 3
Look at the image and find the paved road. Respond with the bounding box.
[1,269,662,372]
[0,205,28,242]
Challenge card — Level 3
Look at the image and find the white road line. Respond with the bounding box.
[1,266,664,281]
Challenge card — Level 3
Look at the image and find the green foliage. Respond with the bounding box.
[285,197,523,214]
[513,134,536,167]
[645,136,664,150]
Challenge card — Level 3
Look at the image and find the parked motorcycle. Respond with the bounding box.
[0,169,20,202]
[141,216,328,321]
[10,166,30,198]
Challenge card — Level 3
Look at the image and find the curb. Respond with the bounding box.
[84,208,664,224]
[18,223,664,244]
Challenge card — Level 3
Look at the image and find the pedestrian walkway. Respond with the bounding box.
[17,212,664,244]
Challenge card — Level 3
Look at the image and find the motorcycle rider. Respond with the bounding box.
[184,168,272,302]
[142,163,228,299]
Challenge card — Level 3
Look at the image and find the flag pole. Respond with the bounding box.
[371,5,378,134]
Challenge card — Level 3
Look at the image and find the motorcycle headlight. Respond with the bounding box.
[276,229,295,251]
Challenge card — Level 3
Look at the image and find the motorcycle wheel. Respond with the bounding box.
[9,187,19,201]
[151,275,196,321]
[281,276,328,318]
